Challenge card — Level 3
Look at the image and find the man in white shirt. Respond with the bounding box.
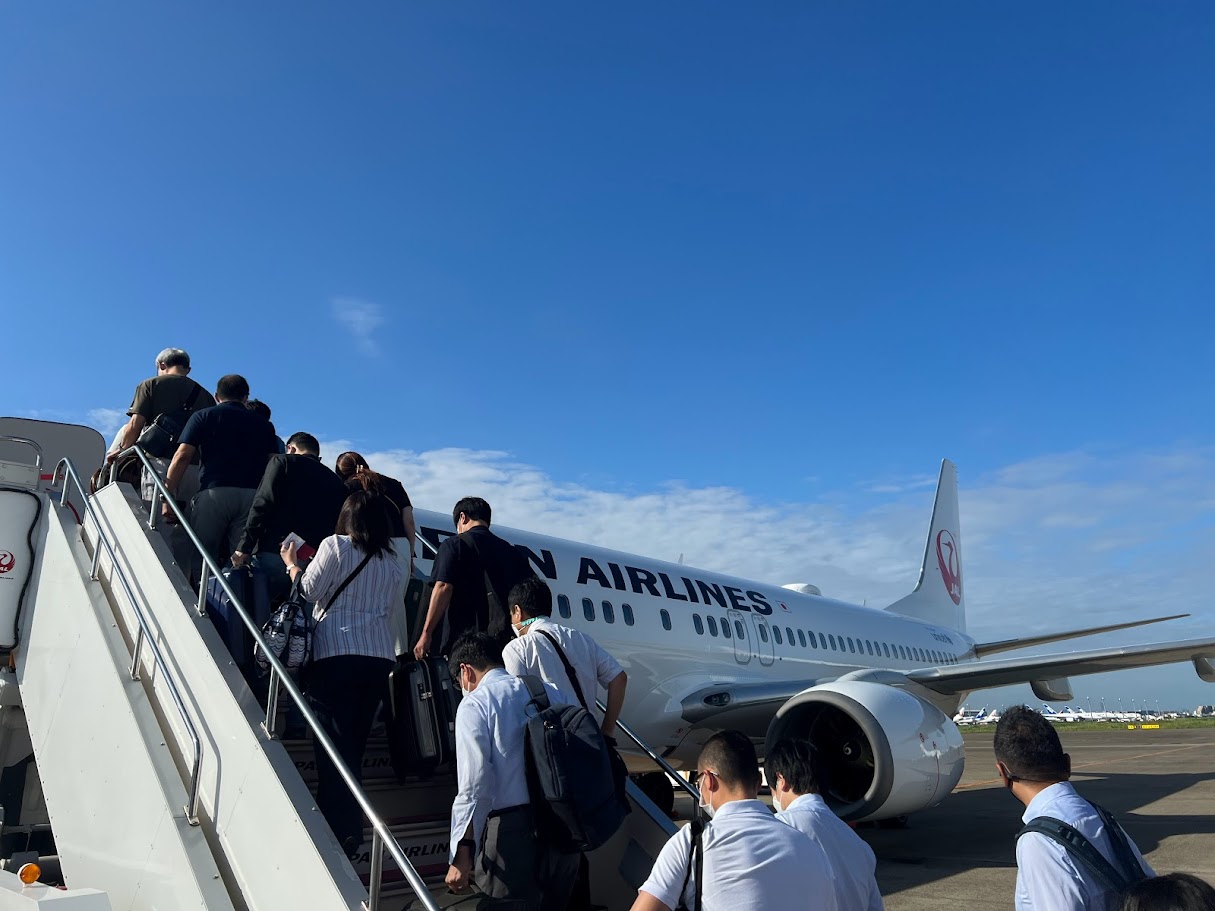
[502,576,628,737]
[995,706,1154,911]
[502,575,629,910]
[445,631,563,911]
[631,730,837,911]
[767,738,883,911]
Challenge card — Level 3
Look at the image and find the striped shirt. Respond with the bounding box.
[300,535,402,662]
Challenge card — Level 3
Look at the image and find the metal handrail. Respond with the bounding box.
[599,700,701,803]
[53,458,204,825]
[1,436,45,472]
[90,447,441,911]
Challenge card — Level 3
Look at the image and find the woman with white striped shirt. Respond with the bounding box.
[282,489,403,854]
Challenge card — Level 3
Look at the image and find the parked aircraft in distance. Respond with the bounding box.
[414,460,1215,821]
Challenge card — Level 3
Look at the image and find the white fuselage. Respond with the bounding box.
[415,509,975,764]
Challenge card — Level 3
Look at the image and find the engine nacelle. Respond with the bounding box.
[765,680,965,822]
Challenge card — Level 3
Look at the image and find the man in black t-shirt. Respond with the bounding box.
[163,373,277,568]
[414,497,533,658]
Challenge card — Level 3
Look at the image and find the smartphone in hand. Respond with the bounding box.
[282,532,317,562]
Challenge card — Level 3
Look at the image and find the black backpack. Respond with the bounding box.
[520,675,627,854]
[1017,802,1150,896]
[137,382,204,458]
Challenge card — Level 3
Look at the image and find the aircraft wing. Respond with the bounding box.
[908,636,1215,696]
[972,614,1189,658]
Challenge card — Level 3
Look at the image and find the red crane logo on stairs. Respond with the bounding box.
[0,552,15,575]
[935,531,961,605]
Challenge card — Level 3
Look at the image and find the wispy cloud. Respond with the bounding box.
[330,298,386,355]
[87,408,128,435]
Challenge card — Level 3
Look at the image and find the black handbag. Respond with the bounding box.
[137,383,204,458]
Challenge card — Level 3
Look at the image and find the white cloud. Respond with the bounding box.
[87,408,128,435]
[321,441,1215,706]
[330,298,386,355]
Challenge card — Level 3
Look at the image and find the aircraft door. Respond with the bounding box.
[750,614,775,666]
[727,609,751,665]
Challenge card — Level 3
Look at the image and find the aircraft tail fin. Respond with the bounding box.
[886,460,965,632]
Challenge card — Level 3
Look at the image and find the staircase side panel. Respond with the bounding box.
[16,501,233,911]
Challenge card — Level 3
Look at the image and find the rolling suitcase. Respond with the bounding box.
[387,655,460,777]
[206,564,272,672]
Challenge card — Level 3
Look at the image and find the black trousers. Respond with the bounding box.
[306,654,393,849]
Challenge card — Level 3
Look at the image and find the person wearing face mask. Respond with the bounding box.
[767,738,883,911]
[632,730,837,911]
[501,575,629,911]
[995,706,1153,911]
[445,631,564,911]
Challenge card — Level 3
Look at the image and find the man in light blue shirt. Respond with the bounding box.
[995,706,1154,911]
[632,730,837,911]
[444,631,564,911]
[767,739,883,911]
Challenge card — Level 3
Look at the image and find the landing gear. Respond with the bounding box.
[632,771,676,817]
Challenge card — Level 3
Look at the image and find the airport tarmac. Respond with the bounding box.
[871,728,1215,911]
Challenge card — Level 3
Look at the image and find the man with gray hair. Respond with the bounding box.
[112,348,215,563]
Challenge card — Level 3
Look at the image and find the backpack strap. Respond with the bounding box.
[1091,803,1149,886]
[181,381,203,413]
[535,629,588,711]
[676,818,704,911]
[1016,816,1135,894]
[521,674,552,712]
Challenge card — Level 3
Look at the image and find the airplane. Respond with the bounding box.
[952,706,988,725]
[412,460,1215,823]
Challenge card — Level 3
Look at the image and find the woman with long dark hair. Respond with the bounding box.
[281,490,403,854]
[335,450,416,562]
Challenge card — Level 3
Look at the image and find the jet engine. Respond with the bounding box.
[765,680,965,822]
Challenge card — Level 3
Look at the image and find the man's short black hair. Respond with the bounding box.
[215,374,250,402]
[766,738,818,795]
[993,705,1070,781]
[698,730,761,792]
[448,631,504,680]
[453,497,491,527]
[286,431,320,454]
[509,576,551,619]
[1121,873,1215,911]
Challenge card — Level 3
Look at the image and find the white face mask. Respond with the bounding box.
[460,668,473,698]
[771,790,782,813]
[698,774,716,819]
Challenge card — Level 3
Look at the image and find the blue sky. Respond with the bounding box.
[3,4,1213,706]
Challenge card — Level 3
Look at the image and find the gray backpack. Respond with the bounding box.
[520,675,627,853]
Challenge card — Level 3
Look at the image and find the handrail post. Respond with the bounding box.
[130,627,145,680]
[263,673,280,738]
[368,832,384,911]
[196,563,210,618]
[148,485,160,530]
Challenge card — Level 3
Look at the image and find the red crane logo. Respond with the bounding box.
[0,552,15,575]
[935,530,961,605]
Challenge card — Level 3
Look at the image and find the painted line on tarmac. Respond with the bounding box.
[956,743,1207,791]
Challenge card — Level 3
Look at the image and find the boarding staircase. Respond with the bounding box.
[0,430,687,910]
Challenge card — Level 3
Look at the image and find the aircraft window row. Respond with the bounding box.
[678,612,961,666]
[557,594,636,627]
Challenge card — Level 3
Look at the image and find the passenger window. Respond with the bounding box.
[660,609,672,631]
[786,627,795,645]
[828,634,836,650]
[602,601,615,624]
[693,614,704,635]
[798,630,806,648]
[583,598,596,622]
[622,603,635,626]
[866,641,874,656]
[901,645,908,660]
[847,638,855,653]
[722,618,733,639]
[557,594,572,619]
[757,624,767,643]
[707,616,718,637]
[808,631,817,648]
[773,626,783,645]
[735,620,745,639]
[882,643,890,658]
